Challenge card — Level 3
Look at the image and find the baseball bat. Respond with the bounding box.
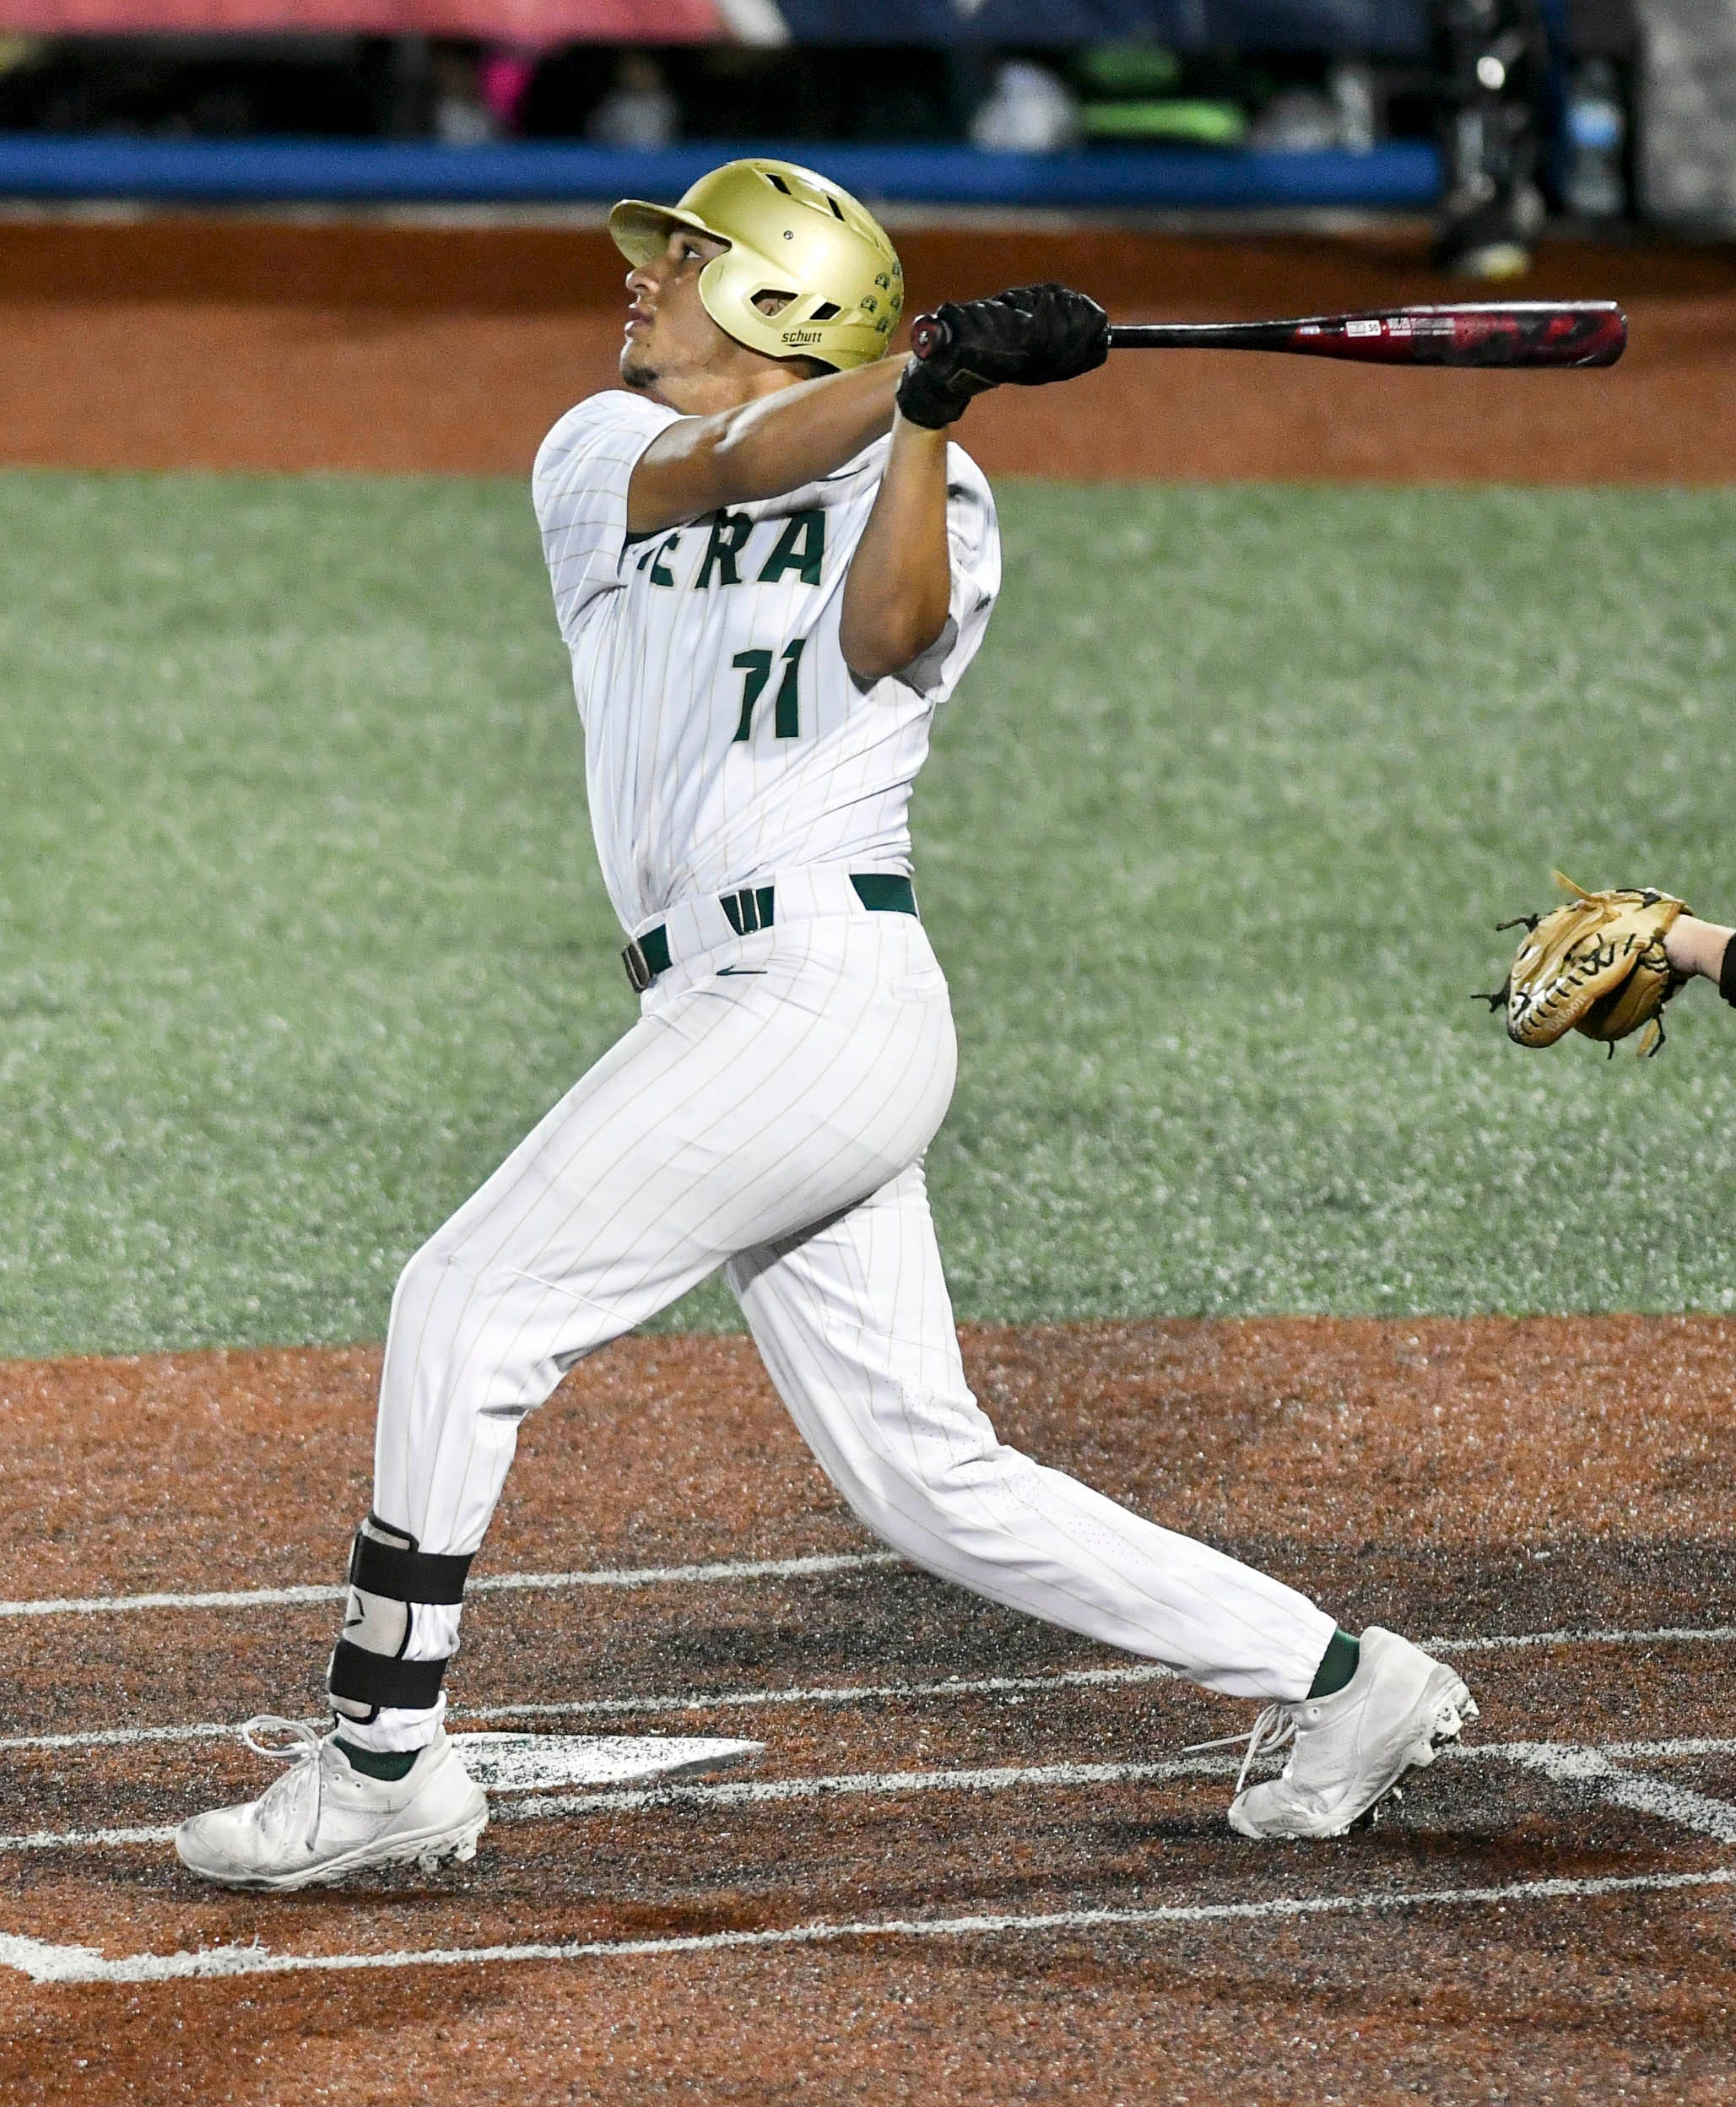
[908,301,1627,370]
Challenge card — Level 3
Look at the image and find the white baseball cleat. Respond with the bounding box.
[1222,1627,1477,1840]
[174,1717,488,1891]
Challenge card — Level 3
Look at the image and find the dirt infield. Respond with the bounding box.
[3,1320,1736,2103]
[1,213,1733,481]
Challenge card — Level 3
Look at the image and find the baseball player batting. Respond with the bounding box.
[176,160,1474,1890]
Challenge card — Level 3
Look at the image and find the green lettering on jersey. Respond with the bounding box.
[757,509,825,588]
[635,532,681,587]
[695,511,754,589]
[731,638,805,742]
[773,636,805,738]
[731,650,773,741]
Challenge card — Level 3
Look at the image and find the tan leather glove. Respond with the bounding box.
[1482,872,1690,1059]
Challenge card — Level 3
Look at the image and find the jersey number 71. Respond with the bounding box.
[732,638,806,743]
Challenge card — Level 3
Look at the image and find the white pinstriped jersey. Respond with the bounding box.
[533,388,1000,934]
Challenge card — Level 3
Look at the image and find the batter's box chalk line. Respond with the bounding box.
[0,1548,903,1621]
[1494,1741,1736,1848]
[0,1661,1185,1756]
[3,1726,1733,1985]
[3,1614,1733,1758]
[1,1725,1733,1872]
[6,1862,1736,1989]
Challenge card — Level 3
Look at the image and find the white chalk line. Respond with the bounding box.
[1498,1743,1736,1846]
[0,1755,1233,1857]
[1431,1623,1736,1655]
[1606,1736,1736,1762]
[465,1660,1181,1728]
[0,1547,900,1621]
[8,1732,1736,1859]
[8,1864,1736,1986]
[3,1617,1731,1758]
[0,1663,1182,1756]
[3,1537,1731,1662]
[491,1734,1736,1832]
[492,1753,1236,1826]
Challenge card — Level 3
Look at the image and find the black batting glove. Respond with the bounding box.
[982,284,1112,382]
[896,283,1110,429]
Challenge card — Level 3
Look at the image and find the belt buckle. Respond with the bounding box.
[622,939,653,994]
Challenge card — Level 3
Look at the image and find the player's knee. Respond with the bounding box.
[830,1426,1014,1550]
[388,1229,476,1330]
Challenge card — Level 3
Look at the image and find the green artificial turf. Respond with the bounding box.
[1,469,1733,1357]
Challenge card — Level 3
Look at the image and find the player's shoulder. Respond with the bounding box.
[533,388,681,491]
[542,387,679,448]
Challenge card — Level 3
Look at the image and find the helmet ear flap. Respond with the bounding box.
[695,245,757,354]
[696,247,734,314]
[695,242,803,364]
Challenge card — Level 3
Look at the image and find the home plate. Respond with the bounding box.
[450,1733,762,1795]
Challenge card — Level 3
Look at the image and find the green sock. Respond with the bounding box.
[334,1736,419,1783]
[1307,1628,1361,1700]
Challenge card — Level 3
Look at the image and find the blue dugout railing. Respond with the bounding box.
[0,136,1441,209]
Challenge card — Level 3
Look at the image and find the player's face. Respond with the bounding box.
[621,230,735,394]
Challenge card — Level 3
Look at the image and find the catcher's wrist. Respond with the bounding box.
[1664,914,1736,983]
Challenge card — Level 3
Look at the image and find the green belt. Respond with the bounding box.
[624,874,917,993]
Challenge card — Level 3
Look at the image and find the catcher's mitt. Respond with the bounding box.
[1479,872,1690,1059]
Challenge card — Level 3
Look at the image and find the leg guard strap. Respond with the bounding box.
[347,1514,473,1604]
[327,1639,449,1713]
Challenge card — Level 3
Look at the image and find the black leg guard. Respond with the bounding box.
[327,1514,475,1724]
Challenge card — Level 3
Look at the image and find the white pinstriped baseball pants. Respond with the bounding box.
[351,869,1335,1751]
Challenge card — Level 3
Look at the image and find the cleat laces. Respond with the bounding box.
[236,1714,330,1855]
[1183,1703,1298,1791]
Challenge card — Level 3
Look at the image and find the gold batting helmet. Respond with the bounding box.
[608,157,902,371]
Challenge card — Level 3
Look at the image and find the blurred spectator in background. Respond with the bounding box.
[586,50,678,151]
[0,32,39,89]
[968,58,1079,153]
[1249,60,1376,154]
[479,43,542,139]
[431,43,496,146]
[1430,0,1549,278]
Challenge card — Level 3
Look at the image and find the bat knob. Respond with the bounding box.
[909,312,949,360]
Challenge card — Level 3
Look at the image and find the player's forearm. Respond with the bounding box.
[838,410,954,683]
[1664,914,1736,983]
[627,360,904,535]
